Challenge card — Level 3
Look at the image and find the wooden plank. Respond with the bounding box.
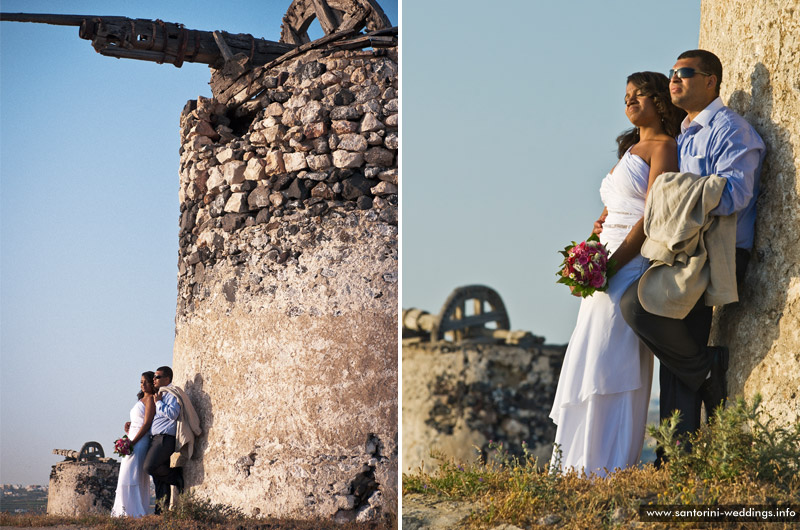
[213,30,236,62]
[224,25,396,109]
[353,0,391,28]
[281,23,305,46]
[311,0,338,35]
[438,311,509,333]
[98,47,177,64]
[338,6,369,32]
[215,69,259,104]
[0,12,92,26]
[329,34,396,50]
[2,13,295,67]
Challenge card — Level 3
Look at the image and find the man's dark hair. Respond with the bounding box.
[678,49,723,95]
[157,366,173,381]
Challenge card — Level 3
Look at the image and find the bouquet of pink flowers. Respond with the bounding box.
[113,435,134,458]
[556,233,617,297]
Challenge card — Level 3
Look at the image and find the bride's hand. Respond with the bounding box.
[593,215,607,235]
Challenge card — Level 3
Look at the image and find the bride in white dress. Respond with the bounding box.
[111,371,155,517]
[549,72,685,477]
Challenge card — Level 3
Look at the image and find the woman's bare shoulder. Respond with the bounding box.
[648,135,678,156]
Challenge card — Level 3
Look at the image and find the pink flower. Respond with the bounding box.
[556,234,617,297]
[113,435,133,458]
[590,272,606,288]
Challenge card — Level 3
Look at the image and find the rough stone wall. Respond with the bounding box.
[699,0,800,424]
[173,47,398,522]
[46,461,119,516]
[402,341,566,472]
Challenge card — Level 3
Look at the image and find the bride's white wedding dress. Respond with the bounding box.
[111,400,151,517]
[549,148,654,477]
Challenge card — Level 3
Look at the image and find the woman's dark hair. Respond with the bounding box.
[616,71,686,159]
[137,371,155,401]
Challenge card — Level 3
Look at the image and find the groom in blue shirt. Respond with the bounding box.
[143,365,184,513]
[621,49,765,464]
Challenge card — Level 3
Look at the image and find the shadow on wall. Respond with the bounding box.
[712,62,798,401]
[182,373,212,488]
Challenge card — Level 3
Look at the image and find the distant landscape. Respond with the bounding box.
[1,485,47,514]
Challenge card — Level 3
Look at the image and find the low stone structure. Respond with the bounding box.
[46,443,119,516]
[403,340,565,471]
[402,286,566,471]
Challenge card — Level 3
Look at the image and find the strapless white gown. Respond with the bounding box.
[549,148,654,477]
[111,400,151,517]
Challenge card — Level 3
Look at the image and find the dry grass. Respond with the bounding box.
[0,491,396,530]
[0,513,394,530]
[0,513,392,529]
[403,396,800,529]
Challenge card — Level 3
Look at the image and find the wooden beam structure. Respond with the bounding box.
[0,12,295,68]
[2,0,396,111]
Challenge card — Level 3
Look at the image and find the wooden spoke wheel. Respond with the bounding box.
[432,285,511,343]
[78,441,105,461]
[281,0,391,45]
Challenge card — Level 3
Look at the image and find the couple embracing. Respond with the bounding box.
[111,366,201,517]
[550,49,765,476]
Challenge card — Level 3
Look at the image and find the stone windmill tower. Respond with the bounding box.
[171,0,398,522]
[2,0,397,522]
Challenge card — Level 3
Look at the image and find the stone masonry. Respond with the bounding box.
[47,460,119,516]
[172,46,398,522]
[403,340,566,473]
[699,0,800,425]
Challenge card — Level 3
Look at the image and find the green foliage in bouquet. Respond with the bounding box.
[556,233,618,298]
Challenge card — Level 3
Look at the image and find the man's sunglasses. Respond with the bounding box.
[669,67,713,79]
[154,375,168,380]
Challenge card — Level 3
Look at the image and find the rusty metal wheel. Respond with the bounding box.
[77,441,105,461]
[432,285,511,343]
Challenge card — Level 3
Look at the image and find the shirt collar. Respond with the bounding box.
[681,96,724,133]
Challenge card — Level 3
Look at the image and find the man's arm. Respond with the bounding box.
[709,124,764,216]
[155,391,181,421]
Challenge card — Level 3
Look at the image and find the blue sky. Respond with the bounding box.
[402,1,700,344]
[0,0,397,486]
[400,1,700,462]
[0,0,701,487]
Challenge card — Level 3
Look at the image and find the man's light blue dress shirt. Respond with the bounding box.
[677,97,765,250]
[152,386,180,436]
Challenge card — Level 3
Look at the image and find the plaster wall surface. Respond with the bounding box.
[700,0,800,423]
[174,213,397,520]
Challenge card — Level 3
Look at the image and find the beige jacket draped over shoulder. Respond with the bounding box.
[159,385,202,468]
[638,172,738,319]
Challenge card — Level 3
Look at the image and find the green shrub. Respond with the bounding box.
[649,394,800,496]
